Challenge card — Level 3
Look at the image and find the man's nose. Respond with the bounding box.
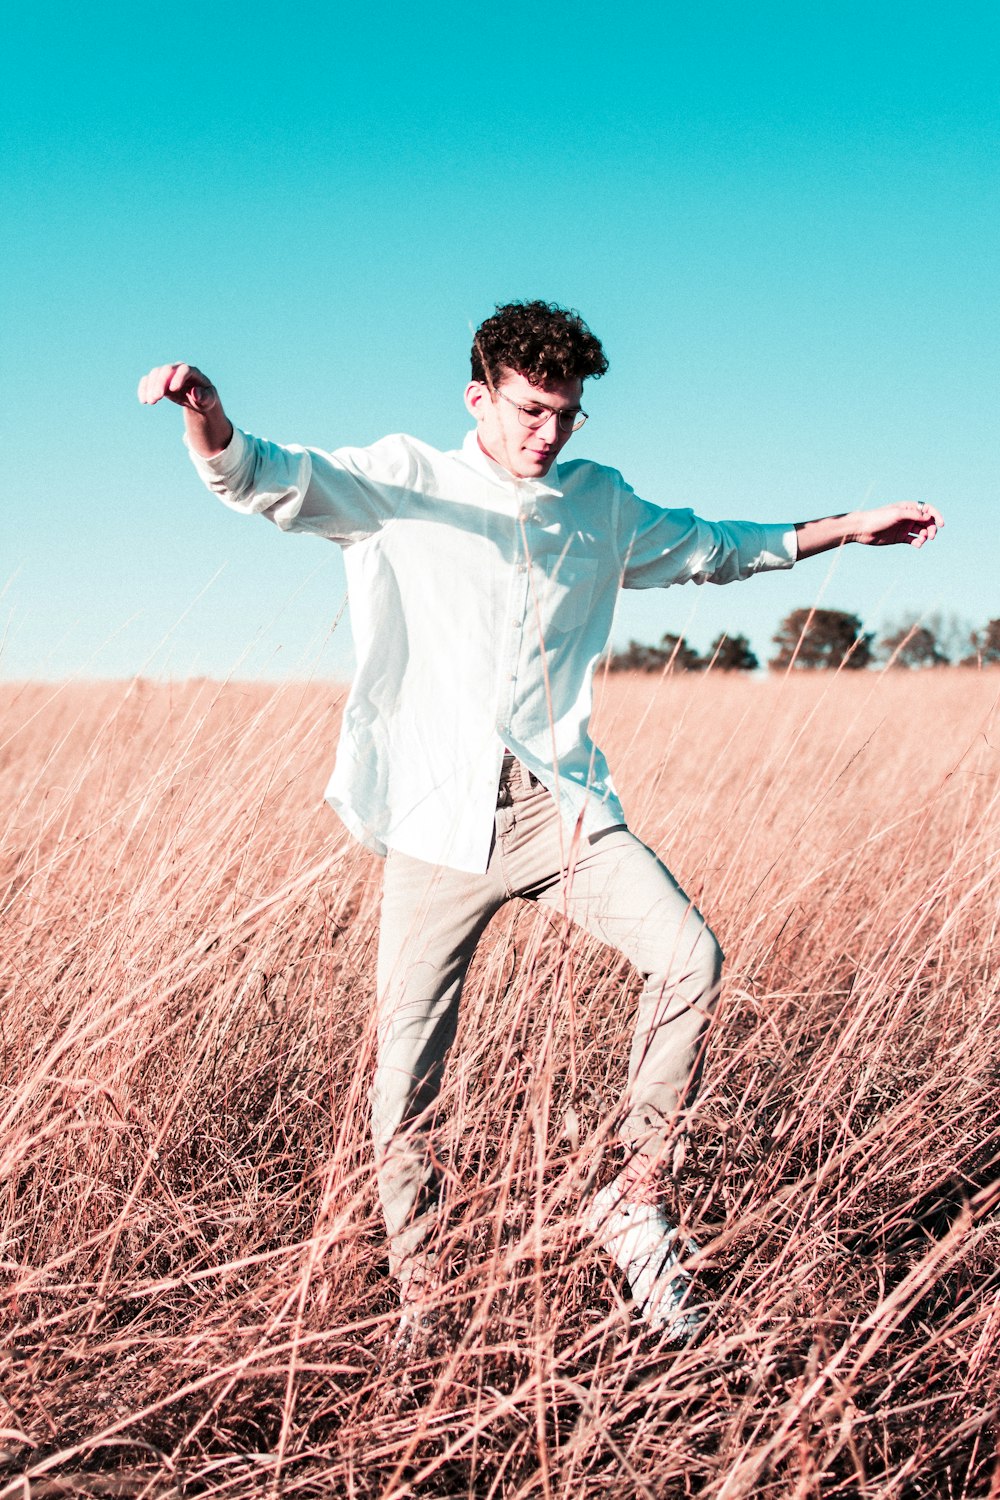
[536,410,562,439]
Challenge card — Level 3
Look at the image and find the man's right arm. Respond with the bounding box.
[137,361,413,542]
[137,363,234,457]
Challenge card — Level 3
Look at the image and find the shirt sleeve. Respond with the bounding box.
[615,479,798,589]
[185,428,415,544]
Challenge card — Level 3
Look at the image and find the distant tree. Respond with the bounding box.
[769,609,873,671]
[924,611,974,662]
[607,633,703,672]
[879,622,949,669]
[963,619,1000,666]
[705,632,759,673]
[608,640,651,671]
[982,620,1000,663]
[658,634,703,672]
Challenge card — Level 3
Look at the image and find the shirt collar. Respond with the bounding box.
[461,428,565,502]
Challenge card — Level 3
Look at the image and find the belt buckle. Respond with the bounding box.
[497,756,515,807]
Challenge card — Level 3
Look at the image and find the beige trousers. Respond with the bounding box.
[371,756,723,1279]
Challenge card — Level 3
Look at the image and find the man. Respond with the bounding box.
[139,300,942,1344]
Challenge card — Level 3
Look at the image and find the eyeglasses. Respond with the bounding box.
[496,389,588,433]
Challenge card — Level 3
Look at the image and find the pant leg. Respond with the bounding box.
[535,823,724,1169]
[372,848,504,1280]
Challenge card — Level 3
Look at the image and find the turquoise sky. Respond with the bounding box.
[5,2,997,680]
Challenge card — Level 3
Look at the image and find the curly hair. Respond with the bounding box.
[471,300,609,389]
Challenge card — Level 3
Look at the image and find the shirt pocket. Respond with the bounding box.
[533,553,599,635]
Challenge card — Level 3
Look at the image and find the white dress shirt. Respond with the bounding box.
[189,427,797,873]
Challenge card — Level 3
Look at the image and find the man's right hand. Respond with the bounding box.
[137,363,234,456]
[137,362,219,410]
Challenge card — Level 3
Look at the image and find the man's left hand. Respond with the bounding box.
[852,501,944,548]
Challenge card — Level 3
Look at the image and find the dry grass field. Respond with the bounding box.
[1,668,999,1499]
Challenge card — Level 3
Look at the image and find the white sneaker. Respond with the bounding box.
[590,1177,706,1343]
[386,1255,442,1362]
[390,1301,439,1359]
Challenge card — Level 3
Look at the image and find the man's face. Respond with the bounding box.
[464,369,584,480]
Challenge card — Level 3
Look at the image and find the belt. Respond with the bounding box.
[497,753,542,807]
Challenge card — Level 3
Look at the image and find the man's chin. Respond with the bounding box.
[517,454,555,479]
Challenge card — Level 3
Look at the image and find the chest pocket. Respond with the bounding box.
[532,553,599,635]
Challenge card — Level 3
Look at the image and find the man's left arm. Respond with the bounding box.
[615,475,944,590]
[794,502,943,558]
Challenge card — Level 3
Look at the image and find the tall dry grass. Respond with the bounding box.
[1,668,998,1498]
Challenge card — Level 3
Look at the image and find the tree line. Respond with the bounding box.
[606,611,1000,673]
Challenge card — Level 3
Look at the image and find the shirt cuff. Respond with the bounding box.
[769,524,798,566]
[184,425,248,482]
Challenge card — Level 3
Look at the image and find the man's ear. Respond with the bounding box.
[464,380,490,421]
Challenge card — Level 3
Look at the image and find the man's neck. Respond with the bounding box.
[477,433,510,474]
